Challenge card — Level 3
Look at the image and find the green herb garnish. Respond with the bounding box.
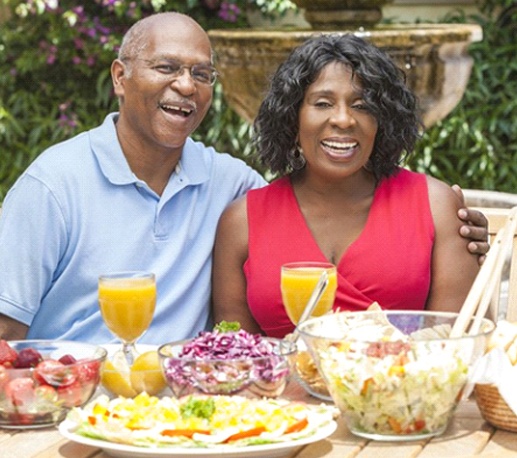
[180,397,216,420]
[214,321,241,333]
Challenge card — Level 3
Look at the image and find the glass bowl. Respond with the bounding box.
[0,340,107,428]
[158,337,296,398]
[298,310,494,441]
[293,340,332,401]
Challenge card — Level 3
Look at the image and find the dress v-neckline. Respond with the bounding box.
[284,177,380,270]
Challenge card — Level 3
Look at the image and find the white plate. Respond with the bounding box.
[58,419,337,458]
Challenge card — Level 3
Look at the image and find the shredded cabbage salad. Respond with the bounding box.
[162,330,291,396]
[64,392,337,448]
[179,329,280,360]
[318,337,469,437]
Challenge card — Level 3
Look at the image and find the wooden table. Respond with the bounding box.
[1,382,516,458]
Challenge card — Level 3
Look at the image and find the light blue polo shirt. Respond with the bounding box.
[0,113,266,344]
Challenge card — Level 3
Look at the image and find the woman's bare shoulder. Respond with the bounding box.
[426,175,463,215]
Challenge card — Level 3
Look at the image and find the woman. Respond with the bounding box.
[212,34,480,338]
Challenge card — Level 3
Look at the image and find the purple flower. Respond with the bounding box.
[218,1,241,23]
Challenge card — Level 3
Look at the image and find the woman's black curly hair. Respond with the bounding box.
[252,33,423,181]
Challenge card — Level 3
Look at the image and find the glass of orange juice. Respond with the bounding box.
[281,262,337,325]
[99,271,156,365]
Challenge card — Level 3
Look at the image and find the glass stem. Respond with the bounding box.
[122,342,137,366]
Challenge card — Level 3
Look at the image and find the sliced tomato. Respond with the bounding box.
[388,417,403,434]
[284,417,308,434]
[127,425,153,431]
[160,429,210,438]
[413,419,426,432]
[360,378,373,396]
[224,426,266,443]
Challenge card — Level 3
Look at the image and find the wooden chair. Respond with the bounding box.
[464,189,517,209]
[451,205,517,337]
[471,206,517,322]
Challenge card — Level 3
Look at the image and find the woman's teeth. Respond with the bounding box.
[321,140,358,153]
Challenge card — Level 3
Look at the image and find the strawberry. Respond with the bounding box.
[58,354,77,365]
[13,347,43,368]
[34,360,76,387]
[74,359,101,384]
[5,412,36,426]
[0,339,17,367]
[5,377,35,407]
[57,380,83,407]
[34,384,58,404]
[0,365,9,390]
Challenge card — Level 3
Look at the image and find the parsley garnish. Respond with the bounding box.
[180,397,216,420]
[214,321,241,333]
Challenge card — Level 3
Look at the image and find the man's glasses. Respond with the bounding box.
[125,58,218,86]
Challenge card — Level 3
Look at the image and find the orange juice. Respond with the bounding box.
[99,277,156,343]
[281,263,337,324]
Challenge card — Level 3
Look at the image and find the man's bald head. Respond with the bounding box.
[118,13,212,63]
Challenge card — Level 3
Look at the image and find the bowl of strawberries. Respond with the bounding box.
[0,339,107,428]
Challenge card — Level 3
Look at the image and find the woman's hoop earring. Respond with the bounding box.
[289,145,306,170]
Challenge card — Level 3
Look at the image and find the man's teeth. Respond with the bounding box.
[161,104,193,116]
[322,140,358,151]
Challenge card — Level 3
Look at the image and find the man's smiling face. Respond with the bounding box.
[113,15,214,154]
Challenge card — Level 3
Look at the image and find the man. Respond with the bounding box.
[0,13,488,344]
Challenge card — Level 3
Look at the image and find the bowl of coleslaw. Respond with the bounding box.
[158,329,296,399]
[298,310,494,441]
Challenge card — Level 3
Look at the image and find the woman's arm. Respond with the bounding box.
[212,196,264,334]
[426,177,480,312]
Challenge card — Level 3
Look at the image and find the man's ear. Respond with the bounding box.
[111,59,127,99]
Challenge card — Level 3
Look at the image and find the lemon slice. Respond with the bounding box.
[129,351,167,396]
[101,354,137,398]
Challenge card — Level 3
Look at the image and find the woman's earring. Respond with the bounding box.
[289,144,306,170]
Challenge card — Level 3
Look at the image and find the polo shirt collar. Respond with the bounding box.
[177,138,210,185]
[90,113,210,187]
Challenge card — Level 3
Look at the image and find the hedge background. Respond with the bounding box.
[0,0,515,200]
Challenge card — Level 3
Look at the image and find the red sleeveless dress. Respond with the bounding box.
[244,168,435,338]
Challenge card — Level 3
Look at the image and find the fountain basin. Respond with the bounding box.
[291,0,395,29]
[208,24,482,127]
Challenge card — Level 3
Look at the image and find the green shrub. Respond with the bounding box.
[0,0,515,200]
[407,1,517,192]
[0,0,255,200]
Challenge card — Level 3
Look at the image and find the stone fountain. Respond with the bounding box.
[207,0,482,127]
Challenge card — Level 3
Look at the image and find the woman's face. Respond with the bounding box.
[298,61,378,180]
